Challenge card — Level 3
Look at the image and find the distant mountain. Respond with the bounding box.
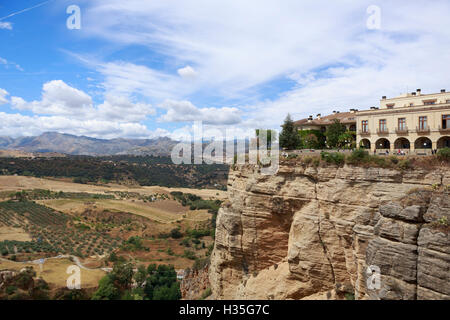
[0,132,179,156]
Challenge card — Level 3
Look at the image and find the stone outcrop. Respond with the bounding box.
[181,266,211,300]
[209,164,449,300]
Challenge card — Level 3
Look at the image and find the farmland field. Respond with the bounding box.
[0,174,224,300]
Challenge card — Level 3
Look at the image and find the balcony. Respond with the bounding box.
[438,125,450,133]
[416,126,430,134]
[376,128,389,134]
[358,130,370,135]
[395,126,409,134]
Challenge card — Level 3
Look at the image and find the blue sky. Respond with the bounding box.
[1,0,449,140]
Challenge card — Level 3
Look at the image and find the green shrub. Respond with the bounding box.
[170,228,183,239]
[347,148,369,163]
[437,147,450,161]
[183,250,196,260]
[398,159,411,170]
[320,152,345,165]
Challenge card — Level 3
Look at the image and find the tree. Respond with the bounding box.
[337,132,356,149]
[92,275,120,300]
[110,263,134,290]
[170,228,183,239]
[279,114,301,150]
[325,119,347,148]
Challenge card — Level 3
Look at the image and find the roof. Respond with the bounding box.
[294,112,356,126]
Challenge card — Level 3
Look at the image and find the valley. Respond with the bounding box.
[0,174,223,299]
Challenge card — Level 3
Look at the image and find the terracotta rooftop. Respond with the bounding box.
[294,111,356,126]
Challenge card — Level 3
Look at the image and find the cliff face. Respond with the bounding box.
[209,164,450,300]
[181,266,210,300]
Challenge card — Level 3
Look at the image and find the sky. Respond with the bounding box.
[0,0,449,140]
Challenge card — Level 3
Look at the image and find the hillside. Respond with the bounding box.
[0,132,178,156]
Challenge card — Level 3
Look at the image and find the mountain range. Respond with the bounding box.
[0,132,179,156]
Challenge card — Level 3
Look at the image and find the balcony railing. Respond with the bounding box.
[358,130,370,135]
[376,128,389,134]
[395,126,409,134]
[416,126,430,133]
[438,125,450,132]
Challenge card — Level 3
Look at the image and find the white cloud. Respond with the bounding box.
[11,80,155,122]
[5,1,450,139]
[0,56,24,71]
[0,22,12,30]
[76,0,450,133]
[0,88,9,105]
[159,99,241,125]
[11,80,93,117]
[5,80,157,139]
[177,66,197,79]
[97,95,155,122]
[0,112,156,139]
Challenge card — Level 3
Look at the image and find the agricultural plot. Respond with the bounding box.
[0,201,122,258]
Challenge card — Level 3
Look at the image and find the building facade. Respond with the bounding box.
[356,89,450,154]
[294,89,450,154]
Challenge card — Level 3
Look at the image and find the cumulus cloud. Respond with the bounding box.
[0,22,12,30]
[0,88,9,105]
[177,66,197,79]
[11,80,93,117]
[5,80,157,139]
[159,100,241,125]
[97,95,155,122]
[0,112,156,139]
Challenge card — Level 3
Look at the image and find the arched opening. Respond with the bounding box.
[394,138,410,150]
[437,136,450,149]
[375,138,390,150]
[359,139,371,149]
[414,137,432,149]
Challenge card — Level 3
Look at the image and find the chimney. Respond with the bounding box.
[333,110,337,114]
[382,96,386,100]
[412,92,416,96]
[441,89,446,93]
[307,115,313,122]
[416,89,421,95]
[316,113,321,120]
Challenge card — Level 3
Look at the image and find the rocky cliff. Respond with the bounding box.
[209,163,449,300]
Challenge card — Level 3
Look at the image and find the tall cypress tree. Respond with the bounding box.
[279,114,300,150]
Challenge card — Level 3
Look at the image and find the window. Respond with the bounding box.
[446,100,450,104]
[398,118,406,130]
[424,100,436,105]
[379,119,387,131]
[409,103,414,107]
[361,120,368,132]
[419,116,427,129]
[443,115,450,129]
